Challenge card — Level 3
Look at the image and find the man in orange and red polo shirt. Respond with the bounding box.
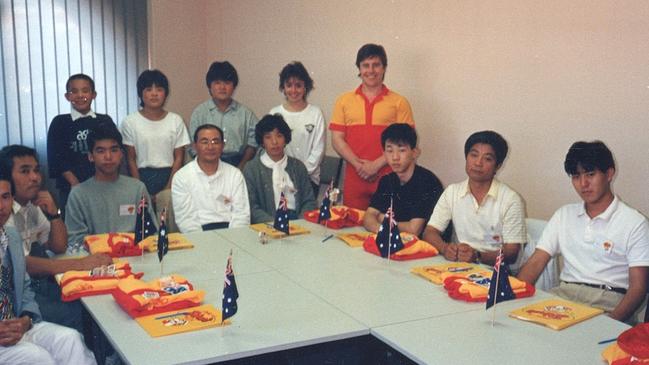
[330,43,414,209]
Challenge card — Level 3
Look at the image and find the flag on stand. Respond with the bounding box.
[273,192,289,234]
[134,194,156,245]
[486,249,516,309]
[157,209,169,262]
[318,182,332,223]
[375,203,404,258]
[222,251,239,321]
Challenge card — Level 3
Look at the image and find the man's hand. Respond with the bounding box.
[34,191,58,216]
[79,254,113,269]
[456,243,479,263]
[355,159,378,181]
[444,243,459,261]
[0,317,30,346]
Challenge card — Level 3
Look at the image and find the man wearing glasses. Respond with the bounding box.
[172,124,250,232]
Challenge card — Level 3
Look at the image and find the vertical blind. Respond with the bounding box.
[0,0,147,171]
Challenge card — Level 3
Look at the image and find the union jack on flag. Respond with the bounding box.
[318,182,332,223]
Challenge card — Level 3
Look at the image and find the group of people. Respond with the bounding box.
[0,42,647,362]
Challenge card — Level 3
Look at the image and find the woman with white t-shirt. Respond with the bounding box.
[269,62,325,195]
[121,69,190,197]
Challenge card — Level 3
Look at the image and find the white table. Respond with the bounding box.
[82,221,631,364]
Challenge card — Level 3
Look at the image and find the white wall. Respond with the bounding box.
[149,0,649,219]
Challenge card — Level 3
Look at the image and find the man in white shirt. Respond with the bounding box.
[518,141,649,323]
[423,131,526,266]
[0,145,112,330]
[172,124,250,232]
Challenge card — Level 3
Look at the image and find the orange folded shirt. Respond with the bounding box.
[442,271,535,302]
[602,323,649,365]
[85,233,142,257]
[363,233,438,260]
[112,274,205,318]
[59,261,143,302]
[303,206,365,229]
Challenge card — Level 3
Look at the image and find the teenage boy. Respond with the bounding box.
[172,125,250,232]
[363,124,443,238]
[47,74,115,212]
[65,123,156,251]
[0,173,97,364]
[330,44,415,210]
[0,145,112,329]
[423,131,526,266]
[189,61,258,169]
[518,141,649,323]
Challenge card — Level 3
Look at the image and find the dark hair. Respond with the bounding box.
[464,131,509,166]
[205,61,238,89]
[0,145,38,179]
[564,141,615,175]
[88,122,123,151]
[381,123,417,149]
[279,62,314,98]
[355,44,388,69]
[66,73,95,93]
[137,69,169,108]
[0,169,13,195]
[255,114,292,146]
[193,124,224,143]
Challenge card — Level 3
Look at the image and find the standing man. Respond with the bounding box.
[518,141,649,323]
[0,145,112,330]
[423,131,526,266]
[330,44,414,210]
[189,61,258,169]
[172,125,250,233]
[363,123,444,238]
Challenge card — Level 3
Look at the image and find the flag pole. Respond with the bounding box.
[386,196,393,264]
[491,245,503,326]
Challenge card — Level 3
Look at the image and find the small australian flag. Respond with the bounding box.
[375,203,404,258]
[486,249,516,309]
[222,251,239,321]
[273,192,289,234]
[134,193,156,245]
[157,209,168,262]
[318,183,332,223]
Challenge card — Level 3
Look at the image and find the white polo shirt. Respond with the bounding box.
[536,196,649,289]
[5,201,50,255]
[172,159,250,233]
[428,179,527,252]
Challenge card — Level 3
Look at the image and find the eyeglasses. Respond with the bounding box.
[198,138,224,146]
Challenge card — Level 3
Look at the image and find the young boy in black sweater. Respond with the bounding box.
[46,74,115,213]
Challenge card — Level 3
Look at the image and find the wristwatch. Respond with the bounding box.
[45,208,62,221]
[475,250,482,264]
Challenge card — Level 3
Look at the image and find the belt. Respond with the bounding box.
[563,281,627,295]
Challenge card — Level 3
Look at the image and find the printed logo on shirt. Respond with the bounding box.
[120,204,136,216]
[69,129,91,154]
[602,241,614,254]
[305,124,315,133]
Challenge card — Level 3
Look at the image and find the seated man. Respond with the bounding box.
[243,114,316,224]
[518,141,649,324]
[0,145,112,330]
[65,122,156,250]
[0,172,96,364]
[172,124,250,232]
[423,131,526,266]
[363,123,444,237]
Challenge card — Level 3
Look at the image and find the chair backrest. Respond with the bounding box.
[514,218,561,291]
